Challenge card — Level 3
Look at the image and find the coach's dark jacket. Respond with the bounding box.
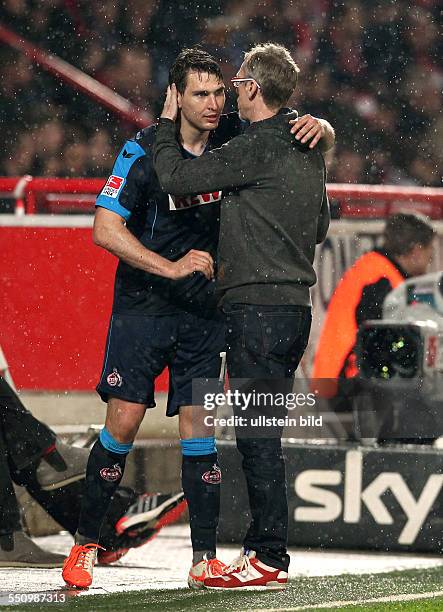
[153,109,330,306]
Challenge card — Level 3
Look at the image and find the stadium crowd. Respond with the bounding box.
[0,0,441,185]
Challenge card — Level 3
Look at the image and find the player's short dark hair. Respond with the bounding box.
[169,47,223,94]
[383,213,435,256]
[243,43,300,110]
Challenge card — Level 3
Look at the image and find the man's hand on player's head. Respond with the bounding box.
[168,249,214,281]
[289,114,326,149]
[160,84,179,122]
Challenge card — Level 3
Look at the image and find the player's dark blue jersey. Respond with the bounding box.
[96,112,242,315]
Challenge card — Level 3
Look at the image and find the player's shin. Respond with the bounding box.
[180,437,221,564]
[76,429,133,543]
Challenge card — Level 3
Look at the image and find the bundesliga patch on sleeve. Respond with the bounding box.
[101,175,124,198]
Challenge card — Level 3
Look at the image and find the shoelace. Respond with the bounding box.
[74,544,104,570]
[206,558,227,578]
[227,552,251,576]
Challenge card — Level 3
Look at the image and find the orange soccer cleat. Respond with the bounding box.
[62,542,104,589]
[187,555,228,590]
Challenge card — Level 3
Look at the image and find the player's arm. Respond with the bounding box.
[290,115,335,152]
[93,208,213,280]
[227,110,335,151]
[95,141,213,280]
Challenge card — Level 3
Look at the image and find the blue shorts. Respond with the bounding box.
[96,311,226,416]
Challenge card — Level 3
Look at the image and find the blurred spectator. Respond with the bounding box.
[89,130,113,177]
[0,0,441,185]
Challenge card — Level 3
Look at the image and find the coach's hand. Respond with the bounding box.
[161,84,179,122]
[169,249,214,280]
[289,114,326,149]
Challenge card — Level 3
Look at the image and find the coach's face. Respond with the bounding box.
[179,71,225,132]
[233,62,256,121]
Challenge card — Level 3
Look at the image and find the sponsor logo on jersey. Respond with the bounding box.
[100,463,122,482]
[202,464,222,484]
[107,368,123,387]
[168,191,222,211]
[102,175,124,198]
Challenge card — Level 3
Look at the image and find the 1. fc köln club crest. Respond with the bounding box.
[100,464,122,482]
[202,464,222,484]
[107,368,122,387]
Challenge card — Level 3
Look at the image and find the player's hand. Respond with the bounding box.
[289,114,325,149]
[160,84,179,122]
[169,249,214,280]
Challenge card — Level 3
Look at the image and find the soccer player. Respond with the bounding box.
[154,43,330,590]
[62,47,334,589]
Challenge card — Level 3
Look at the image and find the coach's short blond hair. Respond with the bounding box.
[243,43,300,110]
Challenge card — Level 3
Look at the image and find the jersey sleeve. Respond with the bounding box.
[96,140,147,220]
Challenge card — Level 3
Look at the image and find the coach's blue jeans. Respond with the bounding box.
[222,302,312,571]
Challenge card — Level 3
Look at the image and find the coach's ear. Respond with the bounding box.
[177,90,183,109]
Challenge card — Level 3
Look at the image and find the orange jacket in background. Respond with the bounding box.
[312,251,405,391]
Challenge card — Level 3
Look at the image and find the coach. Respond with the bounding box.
[154,43,330,590]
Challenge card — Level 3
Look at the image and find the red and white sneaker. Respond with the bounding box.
[187,555,228,590]
[204,548,288,590]
[62,543,104,589]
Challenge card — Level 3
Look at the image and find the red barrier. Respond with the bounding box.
[0,226,169,391]
[1,179,443,391]
[0,177,104,214]
[328,184,443,219]
[1,177,443,217]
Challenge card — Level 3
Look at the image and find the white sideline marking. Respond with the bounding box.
[1,527,442,597]
[2,216,443,233]
[0,214,93,227]
[253,589,443,611]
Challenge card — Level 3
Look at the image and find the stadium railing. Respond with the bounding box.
[1,176,443,217]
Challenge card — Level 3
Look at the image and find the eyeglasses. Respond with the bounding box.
[230,77,261,89]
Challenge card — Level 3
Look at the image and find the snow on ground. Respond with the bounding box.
[0,525,442,599]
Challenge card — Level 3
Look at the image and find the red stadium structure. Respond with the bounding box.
[1,177,443,391]
[1,177,443,217]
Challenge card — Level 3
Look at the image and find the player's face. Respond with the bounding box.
[179,71,225,132]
